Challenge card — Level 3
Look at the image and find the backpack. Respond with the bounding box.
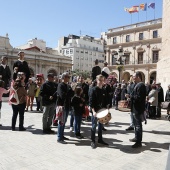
[9,88,19,105]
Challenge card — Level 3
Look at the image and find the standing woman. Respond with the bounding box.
[10,78,27,131]
[147,84,158,119]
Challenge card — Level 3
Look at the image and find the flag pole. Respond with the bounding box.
[138,11,139,22]
[131,13,132,24]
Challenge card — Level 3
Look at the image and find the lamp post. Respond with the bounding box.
[114,46,126,83]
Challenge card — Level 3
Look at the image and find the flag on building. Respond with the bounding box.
[124,7,129,12]
[148,3,155,9]
[128,6,139,13]
[139,3,147,11]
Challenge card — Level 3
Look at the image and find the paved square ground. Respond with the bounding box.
[0,102,169,170]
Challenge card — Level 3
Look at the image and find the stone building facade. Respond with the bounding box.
[0,35,72,79]
[57,35,105,72]
[157,0,170,91]
[103,18,162,84]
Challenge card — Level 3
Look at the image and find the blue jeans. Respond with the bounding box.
[57,108,69,141]
[91,116,103,142]
[74,115,82,135]
[133,113,142,143]
[130,112,134,127]
[42,103,55,130]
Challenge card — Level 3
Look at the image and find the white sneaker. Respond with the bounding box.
[69,127,73,132]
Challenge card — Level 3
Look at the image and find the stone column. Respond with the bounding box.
[157,0,170,91]
[106,48,110,64]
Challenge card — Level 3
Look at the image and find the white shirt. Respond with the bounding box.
[1,64,6,69]
[102,67,110,75]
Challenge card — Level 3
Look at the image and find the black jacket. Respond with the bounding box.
[157,86,164,103]
[89,86,109,112]
[40,81,57,106]
[121,87,127,100]
[0,65,11,88]
[71,95,85,115]
[130,82,146,114]
[57,82,74,109]
[13,60,30,83]
[91,66,101,81]
[165,90,170,101]
[77,82,89,104]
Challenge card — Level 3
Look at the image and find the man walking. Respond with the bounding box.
[129,72,146,148]
[40,73,57,134]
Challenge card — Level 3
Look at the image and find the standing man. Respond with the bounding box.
[40,73,57,134]
[91,59,101,81]
[89,74,109,149]
[0,56,11,89]
[57,72,74,143]
[156,82,164,118]
[129,72,146,148]
[13,51,30,83]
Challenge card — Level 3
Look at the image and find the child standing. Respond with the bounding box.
[71,86,85,139]
[0,80,9,126]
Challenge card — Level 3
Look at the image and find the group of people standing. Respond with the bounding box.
[0,54,169,149]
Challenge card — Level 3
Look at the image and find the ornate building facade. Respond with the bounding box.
[103,18,162,84]
[157,0,170,91]
[0,35,72,79]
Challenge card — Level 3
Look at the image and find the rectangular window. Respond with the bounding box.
[85,51,88,54]
[81,51,84,53]
[66,50,69,54]
[139,33,143,40]
[138,52,143,64]
[113,37,117,44]
[76,50,79,53]
[153,30,158,38]
[125,55,130,64]
[126,35,130,42]
[70,49,73,54]
[152,51,159,63]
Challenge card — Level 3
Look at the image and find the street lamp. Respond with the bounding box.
[114,46,126,82]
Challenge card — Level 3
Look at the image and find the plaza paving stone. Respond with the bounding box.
[0,102,169,170]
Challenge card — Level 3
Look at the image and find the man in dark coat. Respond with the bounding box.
[13,51,30,83]
[156,82,164,118]
[129,72,146,148]
[89,74,109,149]
[0,56,11,89]
[91,59,101,81]
[40,73,57,134]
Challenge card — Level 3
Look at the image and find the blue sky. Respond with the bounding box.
[0,0,162,48]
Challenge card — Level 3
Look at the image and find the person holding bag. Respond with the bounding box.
[10,78,27,131]
[147,84,158,119]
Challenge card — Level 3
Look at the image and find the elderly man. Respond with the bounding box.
[57,72,74,144]
[40,73,57,134]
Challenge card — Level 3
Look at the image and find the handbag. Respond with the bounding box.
[9,88,19,105]
[161,102,170,109]
[82,106,89,117]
